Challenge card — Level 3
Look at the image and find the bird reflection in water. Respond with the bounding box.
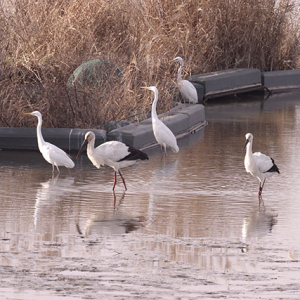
[241,197,278,244]
[258,195,266,211]
[34,175,75,229]
[113,191,126,210]
[76,192,145,238]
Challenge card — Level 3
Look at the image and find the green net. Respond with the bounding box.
[67,59,122,89]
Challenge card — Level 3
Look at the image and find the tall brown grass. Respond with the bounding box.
[0,0,299,128]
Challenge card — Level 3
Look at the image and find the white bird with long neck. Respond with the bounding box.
[244,133,280,196]
[76,131,149,190]
[173,56,198,104]
[25,111,75,174]
[142,86,179,153]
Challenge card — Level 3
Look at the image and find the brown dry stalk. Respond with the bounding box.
[0,0,299,128]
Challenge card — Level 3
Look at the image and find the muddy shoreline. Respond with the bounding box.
[1,232,300,299]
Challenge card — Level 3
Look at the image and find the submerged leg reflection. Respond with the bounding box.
[113,191,126,210]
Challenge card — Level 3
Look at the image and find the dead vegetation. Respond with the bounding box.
[0,0,299,128]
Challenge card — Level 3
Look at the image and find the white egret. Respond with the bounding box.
[142,86,179,153]
[76,131,149,190]
[174,56,198,104]
[25,111,75,174]
[244,133,280,196]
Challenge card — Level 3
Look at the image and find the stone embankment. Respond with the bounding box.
[0,68,299,151]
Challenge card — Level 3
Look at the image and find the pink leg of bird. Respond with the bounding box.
[261,179,266,190]
[118,170,127,191]
[113,171,117,190]
[258,179,267,197]
[258,183,262,196]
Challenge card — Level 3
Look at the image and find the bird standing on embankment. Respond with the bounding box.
[173,56,198,104]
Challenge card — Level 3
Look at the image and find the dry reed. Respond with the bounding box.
[0,0,299,128]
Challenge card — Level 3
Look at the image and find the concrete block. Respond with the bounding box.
[262,69,300,91]
[68,129,106,151]
[107,122,156,149]
[161,113,189,134]
[190,68,262,98]
[173,104,206,128]
[193,82,205,102]
[0,128,106,151]
[107,104,206,149]
[0,105,205,151]
[0,128,36,150]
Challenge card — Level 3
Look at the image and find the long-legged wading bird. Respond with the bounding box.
[142,86,179,153]
[173,56,198,104]
[76,131,149,190]
[25,111,75,174]
[244,133,280,196]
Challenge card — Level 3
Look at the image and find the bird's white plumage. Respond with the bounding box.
[143,86,179,153]
[86,137,137,171]
[77,131,148,190]
[25,111,75,173]
[244,133,279,195]
[174,56,198,104]
[252,152,275,174]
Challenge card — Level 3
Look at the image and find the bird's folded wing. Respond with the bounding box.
[253,152,274,173]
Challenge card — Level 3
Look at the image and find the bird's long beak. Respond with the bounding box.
[244,139,249,150]
[141,86,150,90]
[76,139,88,159]
[24,112,32,116]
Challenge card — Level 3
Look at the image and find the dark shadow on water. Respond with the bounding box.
[204,90,266,106]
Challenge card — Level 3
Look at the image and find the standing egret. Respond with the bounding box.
[25,111,75,174]
[174,56,198,104]
[244,133,280,196]
[142,86,179,153]
[76,131,149,190]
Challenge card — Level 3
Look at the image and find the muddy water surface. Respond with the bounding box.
[1,92,300,299]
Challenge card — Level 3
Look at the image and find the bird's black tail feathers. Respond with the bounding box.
[118,146,149,162]
[267,158,280,174]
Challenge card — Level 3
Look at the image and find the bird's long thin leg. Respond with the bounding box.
[261,179,266,191]
[118,170,127,191]
[113,191,116,208]
[52,164,55,175]
[56,165,60,174]
[258,182,262,196]
[258,179,266,196]
[112,171,117,190]
[259,196,266,211]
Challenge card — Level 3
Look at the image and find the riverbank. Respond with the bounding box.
[190,68,300,101]
[0,103,206,151]
[0,68,299,151]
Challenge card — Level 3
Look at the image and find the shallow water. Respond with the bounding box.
[1,92,300,299]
